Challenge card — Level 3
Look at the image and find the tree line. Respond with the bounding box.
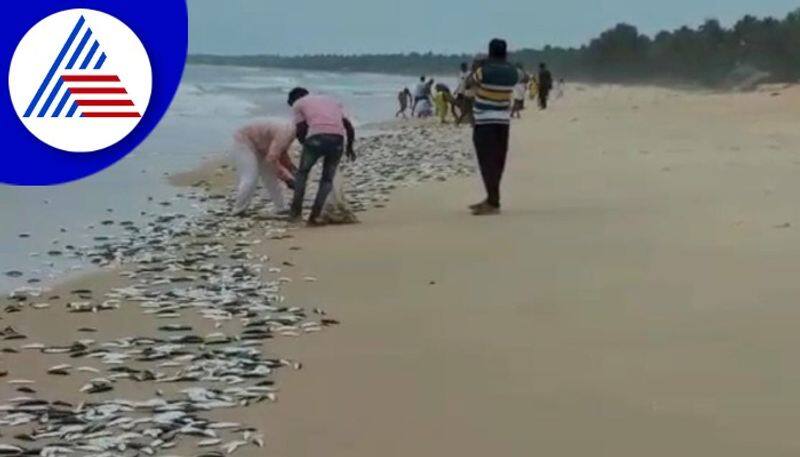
[189,8,800,87]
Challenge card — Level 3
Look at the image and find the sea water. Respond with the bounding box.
[0,65,436,291]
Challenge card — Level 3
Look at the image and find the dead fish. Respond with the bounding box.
[0,444,24,455]
[224,440,248,455]
[21,343,45,350]
[47,364,72,376]
[80,379,114,394]
[197,438,222,447]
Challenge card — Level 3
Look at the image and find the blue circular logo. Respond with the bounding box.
[2,1,188,185]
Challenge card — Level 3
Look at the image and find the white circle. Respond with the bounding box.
[8,9,152,153]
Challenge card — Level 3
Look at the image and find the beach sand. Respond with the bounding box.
[4,84,800,455]
[254,84,800,456]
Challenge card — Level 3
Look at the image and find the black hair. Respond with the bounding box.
[460,62,468,71]
[488,39,507,59]
[420,76,426,82]
[287,87,309,106]
[540,62,547,69]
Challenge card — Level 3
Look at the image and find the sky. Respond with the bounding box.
[188,0,800,55]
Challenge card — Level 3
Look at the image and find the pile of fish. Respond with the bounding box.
[343,126,476,212]
[0,124,473,455]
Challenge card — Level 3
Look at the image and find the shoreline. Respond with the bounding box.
[167,117,436,189]
[185,62,800,93]
[0,118,452,294]
[0,119,475,455]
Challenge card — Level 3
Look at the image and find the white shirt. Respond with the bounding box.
[414,82,427,98]
[513,83,526,101]
[455,71,469,95]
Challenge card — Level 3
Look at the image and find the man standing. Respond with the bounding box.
[468,39,522,215]
[411,76,427,115]
[287,87,355,226]
[510,63,529,119]
[537,62,553,110]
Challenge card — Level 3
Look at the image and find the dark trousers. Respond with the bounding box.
[457,96,474,125]
[291,134,344,220]
[473,123,510,208]
[538,89,550,109]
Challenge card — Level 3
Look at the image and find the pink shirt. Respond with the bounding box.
[234,121,296,182]
[292,95,347,138]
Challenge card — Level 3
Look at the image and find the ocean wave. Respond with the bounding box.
[169,84,259,118]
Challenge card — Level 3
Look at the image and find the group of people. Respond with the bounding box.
[511,63,558,118]
[396,76,461,123]
[231,88,357,226]
[397,61,562,124]
[232,38,552,225]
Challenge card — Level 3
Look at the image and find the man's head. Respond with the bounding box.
[460,62,468,72]
[287,87,309,106]
[420,76,426,82]
[488,39,508,60]
[540,62,547,70]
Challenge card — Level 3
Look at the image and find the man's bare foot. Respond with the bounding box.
[287,213,303,224]
[307,218,327,228]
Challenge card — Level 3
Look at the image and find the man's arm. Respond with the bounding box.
[466,66,481,91]
[267,127,297,183]
[295,121,309,145]
[343,117,356,161]
[292,102,308,144]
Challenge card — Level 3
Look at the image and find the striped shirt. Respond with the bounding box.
[471,61,522,125]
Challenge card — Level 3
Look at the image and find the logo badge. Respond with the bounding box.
[8,9,152,153]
